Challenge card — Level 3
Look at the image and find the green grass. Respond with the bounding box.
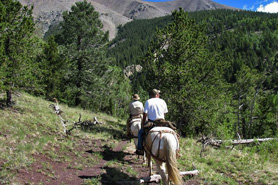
[178,137,278,184]
[0,92,125,183]
[1,92,278,184]
[83,176,102,185]
[105,159,119,168]
[126,166,138,177]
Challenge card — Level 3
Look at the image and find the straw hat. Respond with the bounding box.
[132,94,140,100]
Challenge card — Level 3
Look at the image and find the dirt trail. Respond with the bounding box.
[15,138,153,185]
[15,137,198,185]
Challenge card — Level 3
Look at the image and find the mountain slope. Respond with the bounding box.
[1,94,278,184]
[150,0,236,12]
[108,9,278,83]
[18,0,237,40]
[18,0,132,40]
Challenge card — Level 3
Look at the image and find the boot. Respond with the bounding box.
[135,149,144,156]
[126,129,131,138]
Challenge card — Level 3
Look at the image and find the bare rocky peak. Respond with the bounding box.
[17,0,237,40]
[149,0,235,12]
[92,0,168,19]
[18,0,132,40]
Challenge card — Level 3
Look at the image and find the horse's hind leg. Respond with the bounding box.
[143,151,147,165]
[155,160,168,185]
[137,152,146,163]
[147,153,153,176]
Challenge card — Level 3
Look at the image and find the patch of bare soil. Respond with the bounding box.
[15,137,199,185]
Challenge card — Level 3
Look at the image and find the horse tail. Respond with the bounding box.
[164,135,182,185]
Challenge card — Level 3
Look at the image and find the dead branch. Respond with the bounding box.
[66,115,104,135]
[49,99,104,135]
[49,99,67,133]
[49,98,63,115]
[93,116,103,124]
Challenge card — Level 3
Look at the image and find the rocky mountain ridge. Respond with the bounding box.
[18,0,237,40]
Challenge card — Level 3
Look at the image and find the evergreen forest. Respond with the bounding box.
[1,0,278,140]
[108,8,278,138]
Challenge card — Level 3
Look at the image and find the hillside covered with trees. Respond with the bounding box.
[2,0,278,184]
[1,0,278,139]
[1,0,131,118]
[108,9,278,139]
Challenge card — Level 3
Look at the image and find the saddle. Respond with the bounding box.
[128,115,142,124]
[143,118,177,135]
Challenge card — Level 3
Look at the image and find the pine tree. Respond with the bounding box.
[55,0,131,114]
[231,65,263,138]
[141,8,227,135]
[0,0,36,107]
[38,36,64,99]
[55,0,109,107]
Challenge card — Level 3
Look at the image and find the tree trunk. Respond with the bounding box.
[75,35,82,106]
[248,90,258,138]
[242,118,246,138]
[236,96,240,138]
[6,90,12,107]
[276,109,278,133]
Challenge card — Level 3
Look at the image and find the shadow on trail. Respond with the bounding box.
[79,166,138,185]
[85,140,144,170]
[86,144,135,163]
[103,144,126,161]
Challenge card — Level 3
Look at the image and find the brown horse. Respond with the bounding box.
[144,127,182,185]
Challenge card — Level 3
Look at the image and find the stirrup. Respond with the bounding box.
[136,150,144,156]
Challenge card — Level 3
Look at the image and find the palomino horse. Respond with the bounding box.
[144,127,182,185]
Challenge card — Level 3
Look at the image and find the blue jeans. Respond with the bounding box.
[137,119,154,150]
[137,128,144,150]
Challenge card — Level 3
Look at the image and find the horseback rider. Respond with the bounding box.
[126,94,144,137]
[136,89,168,155]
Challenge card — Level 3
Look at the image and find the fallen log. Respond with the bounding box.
[197,136,278,157]
[219,138,277,145]
[198,136,278,147]
[139,170,199,183]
